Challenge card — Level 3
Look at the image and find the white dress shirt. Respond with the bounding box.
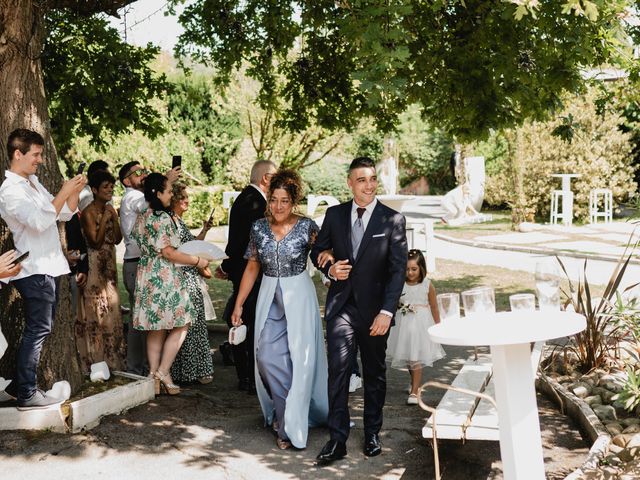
[351,198,378,230]
[0,171,76,283]
[78,185,93,211]
[119,187,147,259]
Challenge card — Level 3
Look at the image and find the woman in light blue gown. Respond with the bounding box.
[231,170,328,450]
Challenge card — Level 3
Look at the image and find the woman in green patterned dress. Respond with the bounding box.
[131,173,210,395]
[169,183,215,384]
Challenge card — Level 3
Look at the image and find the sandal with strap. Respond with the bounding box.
[155,371,180,396]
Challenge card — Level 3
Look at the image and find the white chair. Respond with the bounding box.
[550,190,573,225]
[306,194,339,217]
[589,188,613,224]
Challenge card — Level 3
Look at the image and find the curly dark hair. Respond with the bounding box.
[144,172,170,213]
[89,169,115,190]
[268,169,304,206]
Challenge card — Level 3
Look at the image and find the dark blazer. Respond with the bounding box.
[311,200,407,324]
[220,185,267,285]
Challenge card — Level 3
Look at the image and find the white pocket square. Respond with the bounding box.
[372,233,386,238]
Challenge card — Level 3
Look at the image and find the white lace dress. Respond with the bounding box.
[387,279,446,369]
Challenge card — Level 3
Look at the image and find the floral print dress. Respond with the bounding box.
[170,216,214,383]
[76,207,125,372]
[132,209,195,330]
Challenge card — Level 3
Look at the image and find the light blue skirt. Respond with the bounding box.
[254,271,329,448]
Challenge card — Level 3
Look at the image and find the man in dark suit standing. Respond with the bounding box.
[311,156,407,464]
[216,160,277,393]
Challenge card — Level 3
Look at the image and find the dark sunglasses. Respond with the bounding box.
[125,168,149,179]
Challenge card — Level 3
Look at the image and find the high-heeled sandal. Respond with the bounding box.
[155,371,180,395]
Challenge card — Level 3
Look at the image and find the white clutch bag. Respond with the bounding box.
[229,325,247,345]
[176,240,228,266]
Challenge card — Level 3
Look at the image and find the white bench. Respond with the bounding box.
[418,341,545,479]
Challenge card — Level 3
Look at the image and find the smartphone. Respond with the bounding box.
[14,251,29,264]
[207,206,216,222]
[172,155,182,169]
[77,162,86,175]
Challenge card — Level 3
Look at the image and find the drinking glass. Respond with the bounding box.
[437,293,461,322]
[535,259,561,311]
[461,286,496,318]
[509,293,536,312]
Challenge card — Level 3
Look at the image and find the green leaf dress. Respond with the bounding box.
[131,208,195,330]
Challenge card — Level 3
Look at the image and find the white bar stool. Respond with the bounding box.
[589,188,613,224]
[550,190,573,225]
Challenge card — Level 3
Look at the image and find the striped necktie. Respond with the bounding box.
[351,207,366,257]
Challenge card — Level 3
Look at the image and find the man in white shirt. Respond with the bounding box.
[118,161,180,375]
[0,128,85,410]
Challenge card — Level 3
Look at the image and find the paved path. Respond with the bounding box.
[0,334,587,480]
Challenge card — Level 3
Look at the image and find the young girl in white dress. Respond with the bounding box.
[387,249,446,405]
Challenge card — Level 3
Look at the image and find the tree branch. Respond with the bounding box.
[50,0,138,17]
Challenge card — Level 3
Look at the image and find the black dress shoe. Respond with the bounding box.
[364,433,382,457]
[315,439,347,465]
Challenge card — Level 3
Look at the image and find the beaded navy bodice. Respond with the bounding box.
[244,216,318,278]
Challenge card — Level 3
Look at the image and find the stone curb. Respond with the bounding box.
[434,233,640,265]
[536,374,611,479]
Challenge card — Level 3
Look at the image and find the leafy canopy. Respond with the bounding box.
[43,9,170,159]
[171,0,630,141]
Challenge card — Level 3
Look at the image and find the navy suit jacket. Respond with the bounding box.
[220,185,266,286]
[311,200,407,325]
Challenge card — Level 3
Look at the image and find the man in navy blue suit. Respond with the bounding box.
[311,157,407,464]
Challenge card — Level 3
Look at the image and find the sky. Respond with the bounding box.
[106,0,186,52]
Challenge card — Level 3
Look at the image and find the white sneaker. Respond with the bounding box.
[407,394,418,405]
[348,374,362,393]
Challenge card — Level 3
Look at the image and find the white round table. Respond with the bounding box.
[429,311,586,480]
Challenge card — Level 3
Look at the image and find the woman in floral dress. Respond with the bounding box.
[169,183,215,384]
[131,173,210,395]
[77,170,125,372]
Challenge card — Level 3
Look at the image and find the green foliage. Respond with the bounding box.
[300,157,351,202]
[167,76,243,183]
[43,10,169,171]
[557,244,637,372]
[172,0,629,140]
[350,124,384,161]
[482,90,637,221]
[181,188,227,229]
[613,367,640,412]
[349,107,454,193]
[396,105,454,193]
[68,126,206,194]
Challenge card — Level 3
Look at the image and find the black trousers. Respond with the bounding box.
[326,299,389,443]
[223,278,261,384]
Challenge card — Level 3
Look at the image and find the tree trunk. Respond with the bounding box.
[0,0,83,391]
[504,129,530,228]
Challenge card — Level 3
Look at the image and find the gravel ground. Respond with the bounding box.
[0,332,589,480]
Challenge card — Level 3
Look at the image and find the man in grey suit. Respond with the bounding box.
[311,156,407,464]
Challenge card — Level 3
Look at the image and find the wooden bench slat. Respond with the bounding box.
[423,356,492,440]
